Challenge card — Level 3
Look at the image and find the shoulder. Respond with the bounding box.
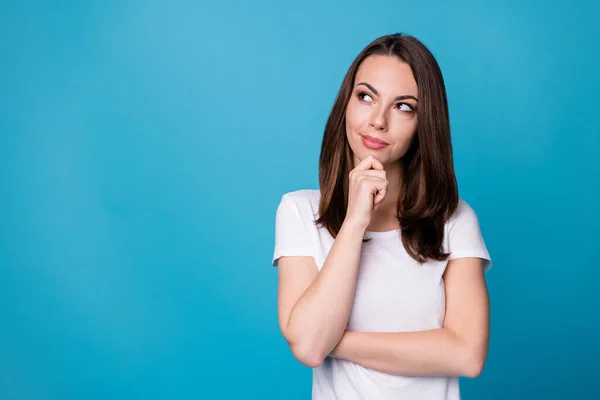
[278,189,320,220]
[453,198,477,218]
[281,188,320,201]
[447,198,481,229]
[445,198,489,246]
[280,189,320,208]
[445,198,491,269]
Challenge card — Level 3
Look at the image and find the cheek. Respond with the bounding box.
[345,101,368,132]
[391,118,418,146]
[396,115,417,135]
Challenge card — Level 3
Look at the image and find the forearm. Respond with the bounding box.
[330,329,486,378]
[287,219,366,364]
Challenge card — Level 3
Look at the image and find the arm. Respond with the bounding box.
[278,218,367,368]
[330,257,490,378]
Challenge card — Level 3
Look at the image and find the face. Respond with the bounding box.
[345,55,419,168]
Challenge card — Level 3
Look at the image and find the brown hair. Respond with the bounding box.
[314,33,458,263]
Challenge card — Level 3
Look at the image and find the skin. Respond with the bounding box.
[345,54,419,231]
[276,55,490,378]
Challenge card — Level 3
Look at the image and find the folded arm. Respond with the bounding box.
[330,257,490,378]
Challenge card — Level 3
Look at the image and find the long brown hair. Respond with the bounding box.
[314,33,459,264]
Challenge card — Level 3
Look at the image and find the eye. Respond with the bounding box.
[396,103,414,112]
[358,92,373,102]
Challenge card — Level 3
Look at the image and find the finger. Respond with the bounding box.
[373,187,387,207]
[368,155,385,171]
[354,170,387,179]
[355,155,384,171]
[354,155,374,171]
[372,179,388,206]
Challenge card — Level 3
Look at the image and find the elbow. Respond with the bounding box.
[462,348,487,378]
[282,324,327,368]
[290,342,326,368]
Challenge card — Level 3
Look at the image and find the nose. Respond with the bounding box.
[369,107,387,131]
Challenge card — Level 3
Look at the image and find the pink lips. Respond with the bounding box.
[361,135,389,150]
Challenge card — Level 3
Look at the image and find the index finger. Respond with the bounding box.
[356,155,384,171]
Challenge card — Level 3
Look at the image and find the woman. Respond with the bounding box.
[271,33,491,400]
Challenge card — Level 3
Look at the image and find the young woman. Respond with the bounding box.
[271,33,492,400]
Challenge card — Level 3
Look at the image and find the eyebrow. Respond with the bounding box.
[356,82,418,102]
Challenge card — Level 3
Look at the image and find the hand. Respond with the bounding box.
[345,155,388,228]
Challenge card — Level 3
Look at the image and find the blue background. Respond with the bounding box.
[1,0,599,399]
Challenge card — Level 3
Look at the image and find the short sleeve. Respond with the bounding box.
[447,200,492,272]
[271,194,314,267]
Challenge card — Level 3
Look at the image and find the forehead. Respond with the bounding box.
[354,55,418,97]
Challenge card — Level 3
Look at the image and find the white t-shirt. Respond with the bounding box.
[272,189,491,400]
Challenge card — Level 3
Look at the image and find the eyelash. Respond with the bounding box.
[357,91,414,112]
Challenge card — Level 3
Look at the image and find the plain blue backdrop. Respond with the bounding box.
[1,0,599,399]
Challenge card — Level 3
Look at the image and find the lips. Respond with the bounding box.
[361,135,388,145]
[360,134,389,150]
